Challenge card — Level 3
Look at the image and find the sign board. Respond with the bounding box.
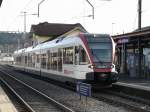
[76,82,91,97]
[117,38,129,44]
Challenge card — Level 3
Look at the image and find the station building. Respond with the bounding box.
[29,22,87,47]
[113,26,150,79]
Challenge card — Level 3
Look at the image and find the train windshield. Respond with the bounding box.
[85,34,112,63]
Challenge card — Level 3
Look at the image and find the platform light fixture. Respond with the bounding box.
[86,0,112,19]
[38,0,46,17]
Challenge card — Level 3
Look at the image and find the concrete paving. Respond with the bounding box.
[0,85,18,112]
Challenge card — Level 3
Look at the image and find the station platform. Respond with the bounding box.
[116,78,150,91]
[112,77,150,102]
[0,85,18,112]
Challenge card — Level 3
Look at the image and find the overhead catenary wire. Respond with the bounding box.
[6,0,37,32]
[63,1,109,22]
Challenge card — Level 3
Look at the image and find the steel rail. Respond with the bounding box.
[0,77,36,112]
[2,65,149,112]
[0,69,75,112]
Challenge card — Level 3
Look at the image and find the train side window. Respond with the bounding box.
[51,52,57,70]
[79,46,89,65]
[36,54,40,63]
[47,50,51,70]
[16,56,21,65]
[41,54,47,69]
[31,54,36,67]
[28,53,32,67]
[63,47,73,64]
[58,49,62,71]
[25,56,27,65]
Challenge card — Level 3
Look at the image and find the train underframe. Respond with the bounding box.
[86,72,118,83]
[13,65,118,87]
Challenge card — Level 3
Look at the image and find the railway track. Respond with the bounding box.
[93,89,150,112]
[1,65,150,112]
[0,69,75,112]
[0,80,31,112]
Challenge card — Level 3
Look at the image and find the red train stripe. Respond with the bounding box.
[79,34,94,65]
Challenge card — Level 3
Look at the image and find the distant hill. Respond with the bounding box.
[0,32,24,53]
[0,32,23,44]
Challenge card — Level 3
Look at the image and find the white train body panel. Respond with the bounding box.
[13,33,118,84]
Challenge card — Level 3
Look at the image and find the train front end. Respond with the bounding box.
[80,34,118,84]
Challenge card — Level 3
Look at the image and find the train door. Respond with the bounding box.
[63,47,74,77]
[74,46,91,80]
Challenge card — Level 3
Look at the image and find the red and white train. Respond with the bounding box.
[13,33,118,85]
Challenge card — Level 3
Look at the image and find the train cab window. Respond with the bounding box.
[63,47,73,64]
[79,46,89,65]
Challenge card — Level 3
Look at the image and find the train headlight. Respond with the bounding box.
[88,65,95,69]
[111,64,114,68]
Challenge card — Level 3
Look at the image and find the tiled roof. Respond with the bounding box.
[30,22,87,37]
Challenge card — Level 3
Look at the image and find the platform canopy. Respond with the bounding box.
[112,26,150,78]
[113,26,150,48]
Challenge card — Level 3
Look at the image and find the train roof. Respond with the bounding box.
[14,34,81,54]
[14,48,25,54]
[14,33,112,55]
[33,34,81,51]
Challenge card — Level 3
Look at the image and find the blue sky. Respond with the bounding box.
[0,0,150,35]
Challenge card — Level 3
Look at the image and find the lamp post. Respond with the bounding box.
[20,12,38,48]
[86,0,111,19]
[21,12,27,33]
[38,0,46,17]
[138,0,142,30]
[112,22,115,35]
[0,0,3,7]
[86,0,94,19]
[21,12,38,33]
